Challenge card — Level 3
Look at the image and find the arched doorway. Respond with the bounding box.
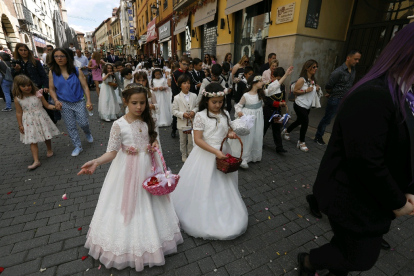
[1,14,18,51]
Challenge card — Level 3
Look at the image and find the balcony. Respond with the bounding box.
[173,0,195,10]
[13,3,34,25]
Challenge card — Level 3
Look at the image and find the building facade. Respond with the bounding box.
[84,31,93,52]
[120,0,136,57]
[76,31,85,51]
[0,0,21,52]
[94,18,110,51]
[111,8,122,55]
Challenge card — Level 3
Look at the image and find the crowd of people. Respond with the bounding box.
[1,22,414,276]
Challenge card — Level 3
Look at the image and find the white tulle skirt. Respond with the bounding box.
[153,89,173,127]
[85,150,183,271]
[171,142,248,240]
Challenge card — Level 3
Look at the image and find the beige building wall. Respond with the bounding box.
[0,1,21,51]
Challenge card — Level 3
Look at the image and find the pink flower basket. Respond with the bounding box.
[142,147,180,196]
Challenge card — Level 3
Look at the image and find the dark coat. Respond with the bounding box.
[260,62,270,75]
[263,83,285,119]
[314,78,414,236]
[190,69,205,94]
[107,55,120,63]
[12,59,48,88]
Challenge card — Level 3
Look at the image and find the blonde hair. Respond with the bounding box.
[238,55,249,65]
[270,60,279,67]
[12,75,38,99]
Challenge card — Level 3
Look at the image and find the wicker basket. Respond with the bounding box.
[216,136,243,174]
[108,82,118,88]
[182,118,193,134]
[274,104,289,124]
[142,147,179,195]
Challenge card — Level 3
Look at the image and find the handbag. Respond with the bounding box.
[288,81,297,102]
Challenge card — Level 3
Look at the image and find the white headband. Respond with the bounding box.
[201,88,229,97]
[253,75,262,82]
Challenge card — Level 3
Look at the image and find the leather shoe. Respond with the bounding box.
[297,252,315,276]
[381,238,391,250]
[171,130,176,138]
[276,148,287,154]
[306,194,323,219]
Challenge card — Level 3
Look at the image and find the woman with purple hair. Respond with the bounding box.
[297,23,414,276]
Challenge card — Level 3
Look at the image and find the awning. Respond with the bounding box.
[159,36,171,43]
[193,0,217,28]
[173,15,189,35]
[225,0,262,15]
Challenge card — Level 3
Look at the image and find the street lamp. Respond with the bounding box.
[150,1,160,16]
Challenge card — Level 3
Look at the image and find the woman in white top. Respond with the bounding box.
[282,59,321,152]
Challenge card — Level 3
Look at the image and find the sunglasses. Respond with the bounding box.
[312,66,318,69]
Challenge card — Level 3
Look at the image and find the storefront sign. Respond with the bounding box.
[305,0,322,29]
[34,36,46,47]
[158,21,171,41]
[139,35,147,46]
[147,18,157,42]
[276,2,295,25]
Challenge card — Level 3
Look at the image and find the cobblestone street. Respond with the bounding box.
[1,92,414,276]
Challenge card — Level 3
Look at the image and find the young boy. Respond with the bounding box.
[234,66,253,103]
[263,68,288,154]
[113,61,125,88]
[171,56,193,138]
[190,58,205,95]
[121,68,133,89]
[221,62,233,112]
[172,74,198,162]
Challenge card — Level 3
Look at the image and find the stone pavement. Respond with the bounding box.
[1,92,414,276]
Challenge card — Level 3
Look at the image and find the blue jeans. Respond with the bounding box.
[315,97,342,139]
[1,79,13,109]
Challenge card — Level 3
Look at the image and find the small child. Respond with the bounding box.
[13,75,60,170]
[78,85,183,272]
[172,74,198,162]
[221,62,233,112]
[121,67,133,90]
[171,82,248,240]
[99,63,120,121]
[197,64,226,105]
[233,66,253,103]
[151,68,172,127]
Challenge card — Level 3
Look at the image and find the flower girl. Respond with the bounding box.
[171,83,248,240]
[99,63,120,121]
[231,69,293,169]
[151,68,172,126]
[13,75,60,170]
[78,85,183,272]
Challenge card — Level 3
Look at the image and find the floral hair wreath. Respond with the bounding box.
[253,75,262,82]
[201,88,229,97]
[124,83,149,92]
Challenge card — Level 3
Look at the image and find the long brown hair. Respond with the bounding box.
[49,48,77,76]
[122,84,157,144]
[12,75,38,99]
[224,52,232,63]
[13,43,37,65]
[246,74,265,101]
[134,71,152,98]
[198,83,231,127]
[299,59,318,84]
[92,52,102,64]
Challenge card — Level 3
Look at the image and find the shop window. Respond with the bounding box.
[234,1,271,73]
[164,0,168,10]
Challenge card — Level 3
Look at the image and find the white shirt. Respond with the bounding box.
[295,77,317,109]
[69,46,76,52]
[183,93,190,102]
[42,53,47,63]
[74,55,89,75]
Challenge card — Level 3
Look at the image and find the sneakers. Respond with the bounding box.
[314,137,326,145]
[85,134,94,143]
[240,160,249,169]
[71,147,83,157]
[281,129,290,140]
[1,107,12,112]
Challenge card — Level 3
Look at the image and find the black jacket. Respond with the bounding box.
[190,69,205,94]
[314,78,414,236]
[12,59,48,88]
[263,83,285,119]
[260,62,270,75]
[171,69,192,98]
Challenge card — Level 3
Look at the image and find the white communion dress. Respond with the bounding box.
[151,78,173,127]
[85,117,183,271]
[171,109,248,240]
[98,74,120,121]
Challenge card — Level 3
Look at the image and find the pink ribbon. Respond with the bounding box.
[35,89,44,98]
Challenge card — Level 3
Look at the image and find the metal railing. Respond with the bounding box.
[13,3,34,24]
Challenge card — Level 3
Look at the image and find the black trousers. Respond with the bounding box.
[286,102,310,142]
[172,116,177,132]
[263,117,283,149]
[309,219,382,276]
[226,92,233,113]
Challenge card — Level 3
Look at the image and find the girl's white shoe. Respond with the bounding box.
[281,129,290,141]
[240,160,249,169]
[297,141,309,152]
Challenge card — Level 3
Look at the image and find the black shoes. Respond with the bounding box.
[297,253,315,276]
[381,238,391,250]
[171,130,176,138]
[306,194,323,219]
[314,137,326,145]
[276,148,287,154]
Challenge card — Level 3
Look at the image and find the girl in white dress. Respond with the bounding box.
[99,64,120,121]
[151,68,173,127]
[231,73,291,168]
[172,83,248,240]
[78,85,183,272]
[13,75,60,170]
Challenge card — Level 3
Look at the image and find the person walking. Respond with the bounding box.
[106,48,119,64]
[282,60,321,152]
[314,50,361,145]
[298,23,414,276]
[74,50,89,78]
[259,53,276,75]
[0,52,14,111]
[88,52,105,96]
[48,48,94,157]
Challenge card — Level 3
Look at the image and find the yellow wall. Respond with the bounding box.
[216,0,235,45]
[268,0,303,38]
[136,0,173,37]
[189,13,202,49]
[296,0,354,41]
